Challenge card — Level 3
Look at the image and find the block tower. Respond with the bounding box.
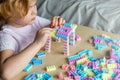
[45,23,77,55]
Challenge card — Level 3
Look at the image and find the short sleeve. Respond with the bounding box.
[33,16,51,29]
[0,31,18,53]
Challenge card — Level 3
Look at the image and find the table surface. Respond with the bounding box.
[10,25,120,80]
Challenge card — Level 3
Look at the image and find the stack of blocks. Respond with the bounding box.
[45,37,51,53]
[45,23,78,55]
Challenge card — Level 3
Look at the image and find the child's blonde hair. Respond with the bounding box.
[0,0,30,27]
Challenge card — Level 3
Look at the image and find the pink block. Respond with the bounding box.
[89,39,93,44]
[62,64,69,70]
[70,65,76,70]
[58,72,63,80]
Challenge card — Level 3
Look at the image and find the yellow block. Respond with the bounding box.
[101,62,107,68]
[102,73,111,80]
[51,30,57,38]
[76,56,89,65]
[107,63,117,69]
[84,69,95,77]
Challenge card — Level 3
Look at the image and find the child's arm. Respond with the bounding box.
[0,28,52,80]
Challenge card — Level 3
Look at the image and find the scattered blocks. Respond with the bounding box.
[75,34,81,41]
[24,72,53,80]
[24,51,46,72]
[58,72,63,80]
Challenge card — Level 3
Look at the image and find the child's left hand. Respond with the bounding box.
[50,16,65,28]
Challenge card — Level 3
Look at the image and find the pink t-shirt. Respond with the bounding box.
[0,16,50,54]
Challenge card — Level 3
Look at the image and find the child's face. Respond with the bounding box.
[9,0,37,27]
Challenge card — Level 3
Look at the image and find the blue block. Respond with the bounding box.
[24,64,33,72]
[32,60,42,65]
[29,58,36,64]
[43,73,53,80]
[64,23,72,27]
[36,52,46,58]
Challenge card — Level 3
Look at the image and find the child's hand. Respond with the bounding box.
[34,28,53,48]
[51,16,65,28]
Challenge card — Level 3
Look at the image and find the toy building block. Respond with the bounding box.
[50,28,58,38]
[67,70,78,76]
[24,64,33,72]
[74,75,80,80]
[102,73,111,80]
[64,23,73,27]
[84,77,94,80]
[45,36,51,53]
[32,59,42,65]
[84,69,95,77]
[70,65,76,70]
[69,32,75,46]
[29,58,36,64]
[47,23,78,55]
[24,73,34,80]
[75,34,81,41]
[46,65,56,72]
[62,64,69,70]
[36,52,46,58]
[77,49,92,57]
[24,72,53,80]
[56,27,72,40]
[64,77,70,80]
[58,72,63,80]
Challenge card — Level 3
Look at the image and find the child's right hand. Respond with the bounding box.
[34,28,53,48]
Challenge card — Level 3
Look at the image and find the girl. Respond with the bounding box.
[0,0,65,80]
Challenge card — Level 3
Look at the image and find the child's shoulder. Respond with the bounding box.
[0,30,13,40]
[35,16,50,28]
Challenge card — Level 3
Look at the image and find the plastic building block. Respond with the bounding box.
[62,64,69,70]
[46,65,56,72]
[84,69,95,77]
[45,37,51,52]
[36,52,46,58]
[32,59,42,65]
[70,65,76,70]
[43,73,54,80]
[56,27,72,40]
[24,72,53,80]
[48,23,78,55]
[24,64,33,72]
[58,72,63,80]
[29,58,36,64]
[75,34,81,41]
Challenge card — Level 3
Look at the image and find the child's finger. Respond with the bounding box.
[42,28,53,32]
[54,16,59,26]
[51,17,55,27]
[51,16,59,28]
[58,18,63,26]
[62,19,65,25]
